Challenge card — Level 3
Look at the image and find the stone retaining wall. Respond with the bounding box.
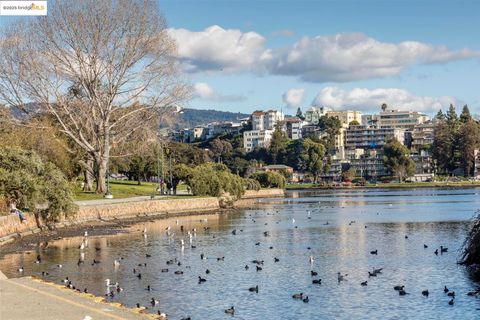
[0,189,284,245]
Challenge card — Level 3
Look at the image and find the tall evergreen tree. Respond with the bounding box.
[295,107,304,120]
[460,105,472,123]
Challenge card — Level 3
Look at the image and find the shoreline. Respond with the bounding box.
[286,183,480,190]
[0,189,285,251]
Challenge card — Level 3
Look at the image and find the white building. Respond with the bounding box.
[251,109,284,130]
[285,117,304,140]
[377,110,429,129]
[304,106,331,125]
[243,130,273,152]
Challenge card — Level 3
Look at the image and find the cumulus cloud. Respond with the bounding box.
[282,88,305,108]
[168,26,480,82]
[168,25,270,73]
[312,87,461,113]
[193,82,246,102]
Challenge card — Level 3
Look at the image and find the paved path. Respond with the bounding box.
[0,276,156,320]
[75,191,189,207]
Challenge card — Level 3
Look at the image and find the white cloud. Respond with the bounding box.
[282,88,305,108]
[193,82,245,102]
[312,87,461,113]
[168,25,270,73]
[168,26,480,82]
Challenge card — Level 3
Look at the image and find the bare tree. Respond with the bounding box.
[0,0,189,193]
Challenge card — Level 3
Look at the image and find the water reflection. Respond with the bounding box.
[1,188,480,319]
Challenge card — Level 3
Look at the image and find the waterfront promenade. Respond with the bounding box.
[0,272,155,320]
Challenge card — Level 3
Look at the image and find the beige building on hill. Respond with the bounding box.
[326,110,363,126]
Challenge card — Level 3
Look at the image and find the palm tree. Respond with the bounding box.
[381,103,388,112]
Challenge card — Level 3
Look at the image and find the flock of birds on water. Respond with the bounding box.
[14,206,480,319]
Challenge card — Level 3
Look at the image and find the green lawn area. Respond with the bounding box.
[74,180,188,201]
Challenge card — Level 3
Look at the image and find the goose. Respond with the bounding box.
[151,298,159,306]
[361,281,368,286]
[198,276,206,283]
[394,285,404,291]
[312,279,322,284]
[248,285,259,293]
[292,293,303,299]
[224,306,235,315]
[422,290,429,297]
[302,296,309,303]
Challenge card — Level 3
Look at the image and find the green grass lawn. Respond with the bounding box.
[74,180,188,201]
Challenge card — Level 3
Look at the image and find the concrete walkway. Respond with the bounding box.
[0,276,156,320]
[75,191,189,207]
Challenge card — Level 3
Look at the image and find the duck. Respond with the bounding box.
[368,271,377,277]
[311,270,318,276]
[312,279,322,284]
[161,268,168,273]
[448,298,454,305]
[274,257,279,263]
[440,246,448,253]
[447,291,455,297]
[399,289,408,296]
[136,273,142,279]
[17,267,24,272]
[224,306,235,315]
[62,277,69,283]
[394,285,404,291]
[151,298,159,306]
[373,268,383,274]
[434,249,439,255]
[198,276,206,283]
[206,269,210,274]
[424,244,428,248]
[302,296,309,303]
[361,281,368,286]
[309,256,315,264]
[145,254,152,258]
[245,265,249,270]
[256,266,262,271]
[248,285,259,293]
[292,293,303,299]
[422,290,429,297]
[174,270,184,275]
[444,286,449,293]
[370,250,378,255]
[113,260,120,267]
[146,285,152,291]
[337,272,347,282]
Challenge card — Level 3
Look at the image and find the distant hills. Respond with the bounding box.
[170,108,249,130]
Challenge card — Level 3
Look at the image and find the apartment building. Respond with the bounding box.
[410,121,435,154]
[345,125,405,150]
[252,109,284,130]
[377,110,429,129]
[326,110,363,126]
[243,130,274,152]
[304,106,331,125]
[285,117,303,140]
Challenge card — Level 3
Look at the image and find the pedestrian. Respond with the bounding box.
[9,200,26,223]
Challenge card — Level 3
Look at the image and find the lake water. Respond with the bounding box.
[1,188,480,319]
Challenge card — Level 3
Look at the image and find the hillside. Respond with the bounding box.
[170,108,249,129]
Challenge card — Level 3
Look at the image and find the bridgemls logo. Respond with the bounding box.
[0,1,47,16]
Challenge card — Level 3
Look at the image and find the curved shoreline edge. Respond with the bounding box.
[0,189,284,247]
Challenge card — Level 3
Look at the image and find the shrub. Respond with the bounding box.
[250,171,286,189]
[0,147,77,221]
[243,178,261,191]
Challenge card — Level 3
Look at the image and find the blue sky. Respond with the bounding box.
[1,1,478,116]
[159,0,480,115]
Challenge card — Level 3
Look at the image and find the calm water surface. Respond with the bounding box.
[1,188,480,319]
